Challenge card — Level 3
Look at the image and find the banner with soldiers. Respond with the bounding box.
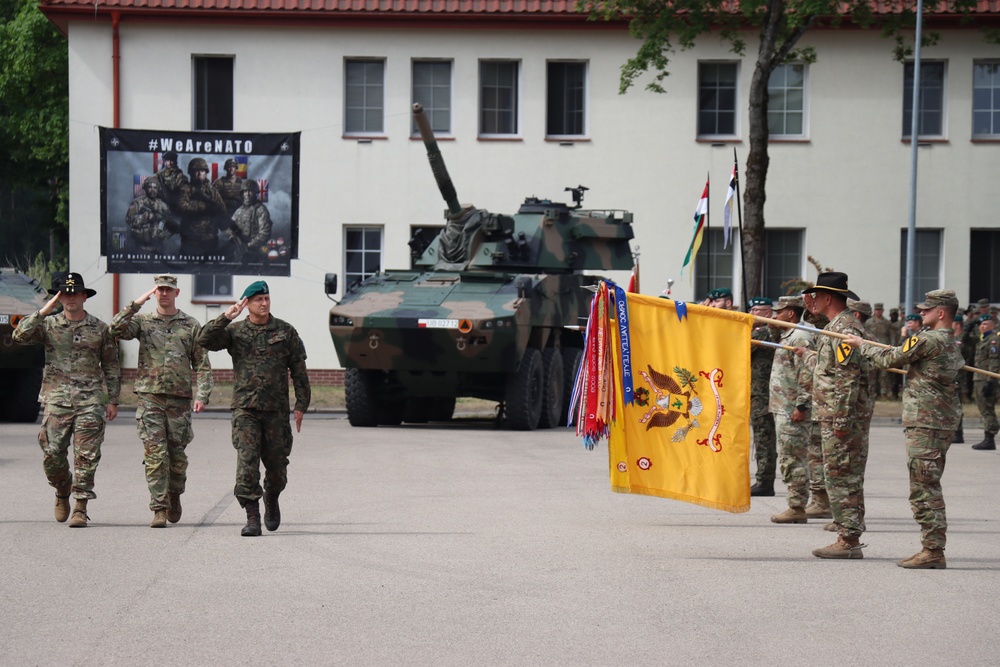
[99,128,300,276]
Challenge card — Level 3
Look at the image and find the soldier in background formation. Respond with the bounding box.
[748,297,779,496]
[971,313,999,450]
[845,290,964,569]
[12,273,120,528]
[110,275,214,528]
[951,314,966,444]
[865,302,894,399]
[198,281,311,537]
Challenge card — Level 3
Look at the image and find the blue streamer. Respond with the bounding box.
[613,283,635,406]
[675,301,688,322]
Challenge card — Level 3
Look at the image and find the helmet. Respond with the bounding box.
[141,178,160,195]
[187,157,209,177]
[242,179,260,199]
[163,150,179,164]
[224,158,238,170]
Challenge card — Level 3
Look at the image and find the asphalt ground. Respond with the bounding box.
[1,414,997,666]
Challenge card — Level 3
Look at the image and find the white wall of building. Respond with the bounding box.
[64,19,998,370]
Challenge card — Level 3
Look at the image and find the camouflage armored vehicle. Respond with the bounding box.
[324,104,634,430]
[0,268,47,422]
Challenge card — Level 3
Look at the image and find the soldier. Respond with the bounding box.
[125,178,176,254]
[848,299,872,324]
[226,180,272,263]
[748,296,779,496]
[845,290,964,569]
[888,307,903,398]
[711,287,736,311]
[865,303,894,399]
[213,157,244,219]
[951,314,966,444]
[796,272,872,560]
[197,281,311,537]
[12,272,120,528]
[153,150,188,213]
[904,313,923,337]
[177,157,227,256]
[960,308,980,401]
[971,313,1000,450]
[110,275,213,528]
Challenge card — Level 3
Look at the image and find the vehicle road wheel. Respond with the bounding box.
[6,367,42,423]
[560,347,583,427]
[537,348,564,429]
[344,368,382,427]
[505,348,543,431]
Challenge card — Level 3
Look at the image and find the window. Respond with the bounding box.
[698,62,738,137]
[973,61,1000,139]
[903,61,945,138]
[345,59,385,135]
[193,55,234,298]
[763,230,803,300]
[767,64,806,137]
[695,228,735,301]
[969,230,1000,302]
[344,226,383,290]
[480,60,519,136]
[899,229,942,304]
[547,61,587,137]
[412,61,452,135]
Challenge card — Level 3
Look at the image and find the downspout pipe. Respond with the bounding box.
[112,11,121,315]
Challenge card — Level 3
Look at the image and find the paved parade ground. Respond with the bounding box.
[1,414,998,666]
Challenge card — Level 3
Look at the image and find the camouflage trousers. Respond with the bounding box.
[38,403,106,500]
[136,393,194,511]
[806,422,825,495]
[774,413,811,508]
[231,408,293,508]
[820,420,870,539]
[751,412,776,484]
[904,427,952,551]
[974,381,998,436]
[876,369,893,398]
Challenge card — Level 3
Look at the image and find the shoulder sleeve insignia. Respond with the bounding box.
[902,336,920,353]
[836,341,853,364]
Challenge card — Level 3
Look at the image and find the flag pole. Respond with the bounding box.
[751,339,906,375]
[733,148,748,309]
[706,171,712,289]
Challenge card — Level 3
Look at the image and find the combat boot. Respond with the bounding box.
[897,548,946,569]
[68,499,89,528]
[804,490,833,519]
[823,522,838,532]
[150,509,168,528]
[167,492,182,524]
[241,500,262,537]
[54,485,72,523]
[951,431,964,444]
[812,535,865,559]
[749,481,774,497]
[263,492,281,532]
[971,434,996,450]
[770,507,807,524]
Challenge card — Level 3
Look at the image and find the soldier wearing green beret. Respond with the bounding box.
[198,281,311,537]
[748,296,779,496]
[971,313,1000,451]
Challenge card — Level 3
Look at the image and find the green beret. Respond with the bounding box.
[748,296,773,307]
[715,287,733,299]
[905,314,922,322]
[241,280,270,300]
[978,313,996,324]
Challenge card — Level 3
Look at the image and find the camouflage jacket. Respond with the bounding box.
[178,181,227,245]
[973,329,1000,381]
[750,325,778,417]
[154,166,187,211]
[213,175,244,218]
[12,310,120,407]
[198,313,311,412]
[805,308,871,429]
[862,328,963,430]
[230,203,272,260]
[111,304,213,402]
[125,195,174,247]
[864,315,892,344]
[769,325,815,416]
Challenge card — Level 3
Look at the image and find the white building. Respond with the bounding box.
[40,0,1000,374]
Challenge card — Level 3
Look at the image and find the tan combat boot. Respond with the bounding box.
[167,492,182,524]
[68,499,89,528]
[770,507,807,524]
[54,485,72,523]
[812,535,865,559]
[897,548,946,569]
[804,490,833,519]
[150,509,168,528]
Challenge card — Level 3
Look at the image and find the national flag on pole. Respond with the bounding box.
[681,181,709,279]
[723,164,737,249]
[626,258,639,293]
[577,286,753,512]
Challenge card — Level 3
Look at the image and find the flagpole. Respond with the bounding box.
[751,339,906,374]
[733,148,747,309]
[706,171,712,289]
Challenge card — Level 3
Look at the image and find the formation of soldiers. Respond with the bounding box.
[703,272,989,569]
[12,272,309,537]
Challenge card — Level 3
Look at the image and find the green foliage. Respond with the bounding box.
[11,250,66,292]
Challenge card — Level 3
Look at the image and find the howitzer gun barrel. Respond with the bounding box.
[412,103,463,216]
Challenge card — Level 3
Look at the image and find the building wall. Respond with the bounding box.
[65,20,998,370]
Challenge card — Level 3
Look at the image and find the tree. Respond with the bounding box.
[0,0,70,266]
[584,0,986,301]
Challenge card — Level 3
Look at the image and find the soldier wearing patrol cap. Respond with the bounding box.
[865,303,893,398]
[748,296,779,496]
[972,313,1000,450]
[110,275,213,528]
[198,281,311,537]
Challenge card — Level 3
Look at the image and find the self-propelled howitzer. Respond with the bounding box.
[324,103,635,430]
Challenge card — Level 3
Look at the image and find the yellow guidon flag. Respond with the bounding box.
[606,293,753,513]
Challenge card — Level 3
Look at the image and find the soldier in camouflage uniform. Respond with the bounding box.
[213,157,245,219]
[153,150,187,213]
[865,303,893,399]
[12,273,120,528]
[125,178,176,254]
[110,275,213,528]
[198,281,311,537]
[797,272,872,559]
[177,157,227,256]
[226,180,272,263]
[748,297,779,496]
[846,290,965,569]
[971,313,1000,450]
